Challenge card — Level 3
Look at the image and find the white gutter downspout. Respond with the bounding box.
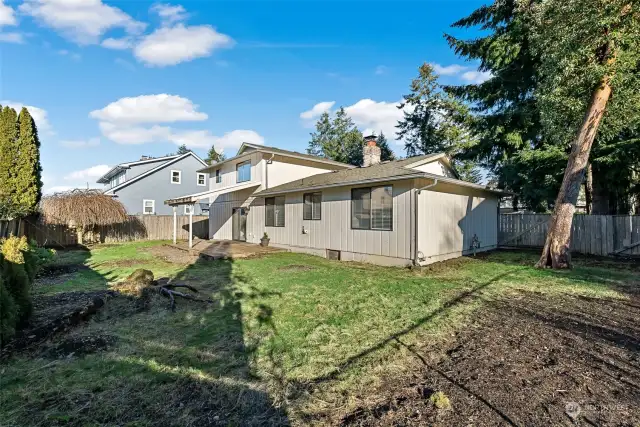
[413,178,438,266]
[264,153,274,190]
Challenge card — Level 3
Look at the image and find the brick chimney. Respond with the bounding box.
[363,135,381,167]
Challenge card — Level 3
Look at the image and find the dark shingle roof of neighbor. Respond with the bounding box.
[255,154,442,196]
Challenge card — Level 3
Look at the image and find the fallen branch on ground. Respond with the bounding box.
[156,284,214,311]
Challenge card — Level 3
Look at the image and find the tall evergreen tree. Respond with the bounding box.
[176,144,190,155]
[376,132,396,162]
[15,108,42,216]
[397,63,482,181]
[307,111,333,157]
[0,106,19,220]
[306,108,368,166]
[205,145,226,164]
[525,0,640,268]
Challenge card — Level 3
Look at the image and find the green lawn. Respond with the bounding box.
[0,242,635,426]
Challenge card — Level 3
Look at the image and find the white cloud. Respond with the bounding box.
[64,164,111,181]
[300,101,335,120]
[151,3,188,25]
[133,24,234,67]
[431,63,468,76]
[90,94,208,124]
[19,0,146,45]
[344,99,407,141]
[0,0,16,27]
[114,58,135,70]
[101,36,133,50]
[57,49,81,61]
[461,70,493,84]
[1,101,53,133]
[60,137,100,148]
[374,65,388,75]
[196,129,264,151]
[44,185,74,194]
[98,122,171,145]
[0,32,23,43]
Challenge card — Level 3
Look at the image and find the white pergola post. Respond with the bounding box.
[188,207,193,249]
[173,206,177,244]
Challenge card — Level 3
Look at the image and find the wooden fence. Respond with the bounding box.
[499,214,640,256]
[1,215,209,247]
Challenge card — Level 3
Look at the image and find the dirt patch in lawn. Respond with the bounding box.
[1,291,114,357]
[35,264,91,286]
[41,334,117,359]
[146,244,200,265]
[278,264,316,272]
[341,290,640,426]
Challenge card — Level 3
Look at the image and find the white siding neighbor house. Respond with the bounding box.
[167,138,508,266]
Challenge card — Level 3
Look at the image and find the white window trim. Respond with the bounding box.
[196,172,207,186]
[184,205,194,215]
[143,199,155,215]
[171,169,182,184]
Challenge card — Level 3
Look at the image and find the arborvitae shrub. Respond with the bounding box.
[0,275,18,347]
[0,237,34,322]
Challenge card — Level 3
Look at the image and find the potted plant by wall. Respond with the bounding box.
[260,232,270,247]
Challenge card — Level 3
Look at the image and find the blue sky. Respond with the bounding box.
[0,0,489,193]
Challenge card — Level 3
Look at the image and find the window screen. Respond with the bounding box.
[351,186,392,230]
[236,161,251,183]
[303,192,322,220]
[265,196,285,227]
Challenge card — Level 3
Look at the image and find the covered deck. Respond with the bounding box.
[165,181,261,248]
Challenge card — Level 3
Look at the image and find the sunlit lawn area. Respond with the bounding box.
[0,241,635,426]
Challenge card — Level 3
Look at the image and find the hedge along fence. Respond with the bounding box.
[0,215,210,247]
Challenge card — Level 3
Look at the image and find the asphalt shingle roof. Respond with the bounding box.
[255,154,441,196]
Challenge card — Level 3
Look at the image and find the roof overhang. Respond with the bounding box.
[165,181,261,206]
[255,172,513,197]
[198,144,354,173]
[96,165,128,184]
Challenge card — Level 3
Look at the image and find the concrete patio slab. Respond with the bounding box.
[167,239,284,260]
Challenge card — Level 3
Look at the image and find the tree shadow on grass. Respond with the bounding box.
[1,243,289,426]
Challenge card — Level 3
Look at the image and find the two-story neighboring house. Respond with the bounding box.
[97,152,208,216]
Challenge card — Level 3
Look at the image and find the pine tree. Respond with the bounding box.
[307,111,333,157]
[176,144,190,155]
[306,108,367,166]
[205,145,226,164]
[15,108,42,216]
[377,132,396,162]
[397,63,481,181]
[527,0,640,268]
[0,106,19,220]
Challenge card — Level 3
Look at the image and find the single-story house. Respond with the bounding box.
[167,137,509,266]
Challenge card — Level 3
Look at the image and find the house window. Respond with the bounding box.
[265,196,285,227]
[117,173,125,185]
[236,161,251,183]
[303,192,322,220]
[215,169,222,183]
[143,199,155,215]
[171,170,181,184]
[184,205,194,215]
[197,173,206,186]
[351,186,393,230]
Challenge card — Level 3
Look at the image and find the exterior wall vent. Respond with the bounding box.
[326,249,341,261]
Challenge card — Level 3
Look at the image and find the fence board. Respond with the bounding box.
[1,215,209,247]
[498,213,640,257]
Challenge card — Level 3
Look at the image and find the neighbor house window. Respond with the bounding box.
[351,186,393,230]
[236,161,251,183]
[171,170,181,184]
[197,173,206,186]
[265,196,285,227]
[184,205,194,215]
[143,199,155,215]
[215,169,222,183]
[303,192,322,220]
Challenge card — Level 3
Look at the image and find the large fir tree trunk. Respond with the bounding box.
[537,76,612,268]
[585,163,593,214]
